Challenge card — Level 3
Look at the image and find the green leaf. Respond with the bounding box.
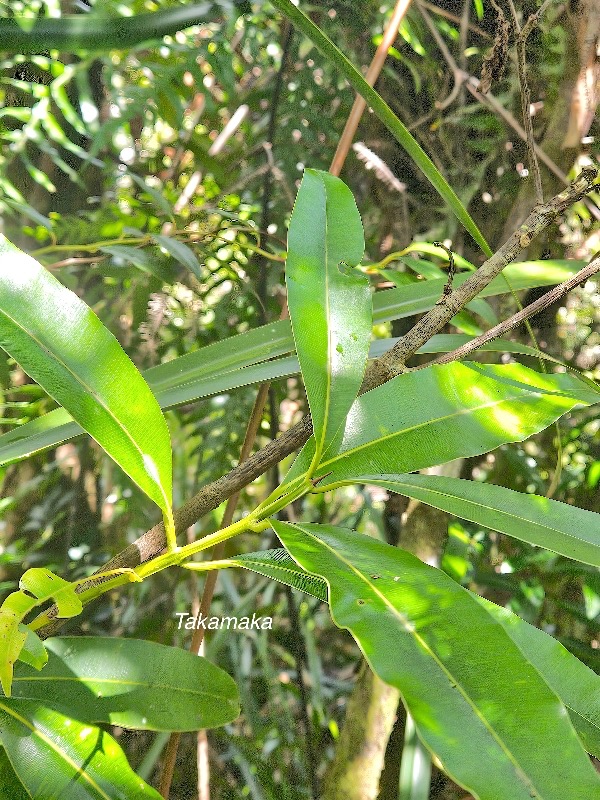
[9,637,239,732]
[153,234,202,279]
[272,520,600,800]
[287,170,371,465]
[475,597,600,759]
[0,747,29,800]
[100,245,173,282]
[0,698,162,799]
[270,0,492,257]
[0,260,587,468]
[0,568,83,696]
[232,549,328,602]
[16,626,47,671]
[20,568,83,618]
[308,362,598,486]
[0,235,174,545]
[352,475,600,567]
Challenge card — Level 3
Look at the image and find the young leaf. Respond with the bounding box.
[0,699,162,799]
[272,520,600,800]
[352,474,600,567]
[0,235,175,547]
[0,568,84,696]
[307,362,599,487]
[287,169,371,466]
[233,549,328,601]
[10,637,240,732]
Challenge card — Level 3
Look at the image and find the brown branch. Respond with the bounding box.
[364,167,599,388]
[329,0,412,177]
[428,253,600,367]
[507,0,553,204]
[35,168,599,640]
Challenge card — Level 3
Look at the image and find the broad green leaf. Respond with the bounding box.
[270,0,492,257]
[308,362,598,486]
[287,170,370,465]
[0,698,162,799]
[352,475,600,567]
[0,260,587,468]
[0,235,174,544]
[9,637,239,732]
[272,520,600,800]
[154,234,202,278]
[225,547,600,759]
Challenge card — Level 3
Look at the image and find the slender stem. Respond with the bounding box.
[329,0,412,177]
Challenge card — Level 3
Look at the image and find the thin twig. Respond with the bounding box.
[35,170,599,641]
[428,254,600,367]
[508,0,553,204]
[329,0,412,176]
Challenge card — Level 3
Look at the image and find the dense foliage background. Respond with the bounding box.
[0,1,598,798]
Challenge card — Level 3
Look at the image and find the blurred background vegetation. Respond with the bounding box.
[0,1,598,798]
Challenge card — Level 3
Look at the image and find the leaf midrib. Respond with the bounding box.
[366,479,599,551]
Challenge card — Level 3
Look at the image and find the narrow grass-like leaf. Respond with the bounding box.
[0,235,174,545]
[287,170,371,465]
[0,699,162,799]
[9,637,239,732]
[270,0,492,256]
[232,549,328,601]
[352,475,600,566]
[272,520,600,800]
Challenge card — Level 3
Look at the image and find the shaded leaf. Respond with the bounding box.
[10,637,239,732]
[154,234,202,278]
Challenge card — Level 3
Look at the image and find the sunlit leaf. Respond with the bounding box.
[0,699,162,799]
[308,362,598,486]
[0,235,174,545]
[352,474,600,566]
